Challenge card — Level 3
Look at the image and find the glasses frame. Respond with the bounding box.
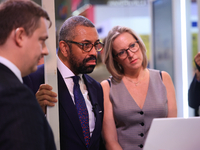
[114,40,139,59]
[62,40,103,52]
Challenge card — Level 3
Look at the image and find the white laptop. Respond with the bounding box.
[143,117,200,150]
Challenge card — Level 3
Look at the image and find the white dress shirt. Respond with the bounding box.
[57,55,95,137]
[0,56,23,83]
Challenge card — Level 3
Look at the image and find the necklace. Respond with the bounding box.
[125,69,146,86]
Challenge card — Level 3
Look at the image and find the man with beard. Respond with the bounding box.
[23,16,104,150]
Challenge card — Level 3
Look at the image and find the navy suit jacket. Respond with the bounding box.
[188,75,200,109]
[0,63,56,150]
[23,64,104,150]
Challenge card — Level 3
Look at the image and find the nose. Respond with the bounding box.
[42,44,49,56]
[127,49,134,57]
[89,45,97,56]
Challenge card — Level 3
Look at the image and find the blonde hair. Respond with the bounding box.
[103,26,148,82]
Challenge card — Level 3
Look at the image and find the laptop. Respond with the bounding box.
[143,117,200,150]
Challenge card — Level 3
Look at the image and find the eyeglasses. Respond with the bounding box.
[62,40,104,52]
[114,40,139,59]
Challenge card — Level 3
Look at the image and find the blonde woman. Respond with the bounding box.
[101,26,177,150]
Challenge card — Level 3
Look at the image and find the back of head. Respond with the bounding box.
[0,0,51,45]
[59,15,95,41]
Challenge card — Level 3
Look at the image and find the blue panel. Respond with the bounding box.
[192,21,197,27]
[97,27,103,34]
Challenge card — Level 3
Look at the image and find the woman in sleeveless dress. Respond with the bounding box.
[101,26,177,150]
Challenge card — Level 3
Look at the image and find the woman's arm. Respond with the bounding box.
[162,71,177,117]
[101,80,123,150]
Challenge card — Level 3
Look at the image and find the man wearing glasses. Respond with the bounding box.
[23,16,104,150]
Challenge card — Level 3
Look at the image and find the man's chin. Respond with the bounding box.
[29,65,38,75]
[21,65,37,77]
[81,65,95,74]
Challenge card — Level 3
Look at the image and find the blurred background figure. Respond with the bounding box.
[188,52,200,116]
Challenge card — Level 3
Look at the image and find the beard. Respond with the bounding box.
[69,50,97,75]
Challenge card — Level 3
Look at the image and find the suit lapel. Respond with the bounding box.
[57,70,86,145]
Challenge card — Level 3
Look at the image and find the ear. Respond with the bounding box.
[14,27,26,47]
[59,41,69,57]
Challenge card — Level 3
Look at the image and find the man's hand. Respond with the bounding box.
[195,52,200,70]
[36,84,58,114]
[194,52,200,81]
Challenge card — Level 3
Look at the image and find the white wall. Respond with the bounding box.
[94,4,151,38]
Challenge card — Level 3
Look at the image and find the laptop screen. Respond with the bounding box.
[143,117,200,150]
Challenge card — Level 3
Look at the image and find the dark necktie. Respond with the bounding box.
[72,76,90,148]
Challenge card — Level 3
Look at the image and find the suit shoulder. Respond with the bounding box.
[0,69,21,89]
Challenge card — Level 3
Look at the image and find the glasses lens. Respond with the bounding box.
[83,43,92,52]
[117,51,126,59]
[83,42,103,52]
[118,43,139,59]
[129,43,139,52]
[95,43,103,52]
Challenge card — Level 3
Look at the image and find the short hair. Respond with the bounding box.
[0,0,51,45]
[103,26,148,82]
[59,15,95,41]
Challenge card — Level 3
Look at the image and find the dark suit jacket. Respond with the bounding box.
[188,75,200,109]
[23,64,104,150]
[0,63,56,150]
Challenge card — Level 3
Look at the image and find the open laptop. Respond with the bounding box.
[143,117,200,150]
